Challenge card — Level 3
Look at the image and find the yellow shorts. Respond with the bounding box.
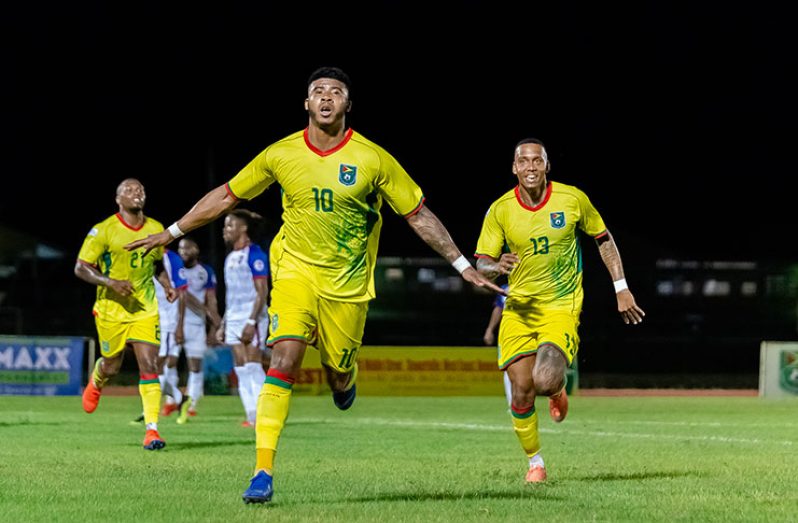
[267,277,368,373]
[497,308,580,370]
[95,314,160,358]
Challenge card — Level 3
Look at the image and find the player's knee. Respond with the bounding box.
[533,366,565,396]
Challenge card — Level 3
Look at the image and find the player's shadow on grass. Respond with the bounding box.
[0,420,67,427]
[573,470,701,482]
[161,439,254,451]
[346,490,565,503]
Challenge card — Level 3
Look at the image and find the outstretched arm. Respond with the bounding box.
[406,206,506,296]
[125,184,238,254]
[596,231,645,325]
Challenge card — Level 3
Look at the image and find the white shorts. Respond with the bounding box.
[225,316,269,349]
[182,322,208,359]
[158,331,179,358]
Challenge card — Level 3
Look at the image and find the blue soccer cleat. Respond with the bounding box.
[242,470,273,504]
[332,384,356,410]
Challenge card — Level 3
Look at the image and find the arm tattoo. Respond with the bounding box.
[596,232,625,281]
[406,207,462,263]
[476,257,501,280]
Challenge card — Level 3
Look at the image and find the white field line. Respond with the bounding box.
[293,417,796,447]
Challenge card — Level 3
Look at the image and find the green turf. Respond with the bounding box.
[0,394,796,522]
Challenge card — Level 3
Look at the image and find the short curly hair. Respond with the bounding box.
[307,66,352,98]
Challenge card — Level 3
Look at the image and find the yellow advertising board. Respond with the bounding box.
[294,346,505,396]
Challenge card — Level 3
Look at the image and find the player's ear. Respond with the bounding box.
[546,161,551,173]
[304,99,309,111]
[346,99,352,112]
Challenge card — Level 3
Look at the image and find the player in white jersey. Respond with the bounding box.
[175,237,221,423]
[216,209,270,427]
[155,249,188,416]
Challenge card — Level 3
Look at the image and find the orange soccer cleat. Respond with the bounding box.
[82,380,102,413]
[548,388,568,423]
[161,402,179,417]
[143,429,166,450]
[525,465,547,483]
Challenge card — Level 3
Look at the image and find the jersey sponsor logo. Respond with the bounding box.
[88,228,98,237]
[339,164,357,186]
[550,212,566,229]
[253,259,265,272]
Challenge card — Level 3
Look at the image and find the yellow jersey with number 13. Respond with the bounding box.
[475,181,607,314]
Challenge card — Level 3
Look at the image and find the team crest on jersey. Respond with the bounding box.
[550,212,566,229]
[271,313,279,333]
[253,259,265,272]
[339,164,357,186]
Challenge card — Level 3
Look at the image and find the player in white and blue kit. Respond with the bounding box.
[216,209,270,427]
[175,237,221,422]
[155,248,188,416]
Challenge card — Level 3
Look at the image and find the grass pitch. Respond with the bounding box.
[1,394,796,522]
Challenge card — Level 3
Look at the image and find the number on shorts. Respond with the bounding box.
[339,347,358,369]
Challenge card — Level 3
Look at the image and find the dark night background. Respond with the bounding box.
[1,2,796,385]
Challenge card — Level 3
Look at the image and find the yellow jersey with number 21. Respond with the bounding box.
[77,213,165,322]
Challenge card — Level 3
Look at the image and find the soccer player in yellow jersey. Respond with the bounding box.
[475,138,645,483]
[125,66,505,503]
[74,178,180,450]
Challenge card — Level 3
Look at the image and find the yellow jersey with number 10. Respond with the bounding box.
[226,128,424,302]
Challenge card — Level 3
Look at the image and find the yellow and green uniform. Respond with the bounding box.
[475,182,607,369]
[77,213,165,356]
[227,128,424,364]
[228,128,424,474]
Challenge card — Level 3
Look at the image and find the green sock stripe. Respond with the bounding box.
[265,376,293,390]
[511,405,536,419]
[139,378,159,385]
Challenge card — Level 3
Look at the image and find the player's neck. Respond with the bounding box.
[233,237,251,251]
[307,121,347,151]
[118,208,145,227]
[517,181,548,207]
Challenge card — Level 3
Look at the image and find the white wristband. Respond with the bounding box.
[613,278,628,293]
[245,318,257,326]
[451,255,472,274]
[167,222,184,239]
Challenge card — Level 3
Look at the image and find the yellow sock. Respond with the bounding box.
[510,403,540,457]
[139,374,161,426]
[255,369,295,474]
[92,358,109,388]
